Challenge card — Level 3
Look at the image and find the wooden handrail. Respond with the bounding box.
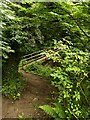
[20,47,59,68]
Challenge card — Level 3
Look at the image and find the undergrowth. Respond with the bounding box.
[22,45,90,119]
[39,40,90,120]
[2,74,27,100]
[24,62,54,79]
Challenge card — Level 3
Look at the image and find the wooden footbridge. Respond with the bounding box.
[19,47,58,69]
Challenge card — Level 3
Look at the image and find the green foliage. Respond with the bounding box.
[18,113,32,120]
[0,41,14,59]
[40,40,90,119]
[2,75,27,100]
[19,60,28,67]
[39,102,66,120]
[1,1,90,119]
[24,62,54,79]
[2,2,90,59]
[0,2,15,59]
[1,2,90,57]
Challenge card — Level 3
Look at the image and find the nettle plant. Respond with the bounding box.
[40,40,90,119]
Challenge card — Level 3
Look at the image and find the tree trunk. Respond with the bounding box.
[2,52,22,80]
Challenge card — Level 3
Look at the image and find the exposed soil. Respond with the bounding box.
[2,70,57,119]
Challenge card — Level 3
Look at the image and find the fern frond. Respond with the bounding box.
[39,105,57,118]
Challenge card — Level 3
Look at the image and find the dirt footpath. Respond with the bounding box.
[2,70,57,119]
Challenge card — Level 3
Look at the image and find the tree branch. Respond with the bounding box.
[59,4,90,39]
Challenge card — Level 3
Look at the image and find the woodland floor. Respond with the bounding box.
[2,69,57,119]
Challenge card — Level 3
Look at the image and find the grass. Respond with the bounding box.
[24,62,54,79]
